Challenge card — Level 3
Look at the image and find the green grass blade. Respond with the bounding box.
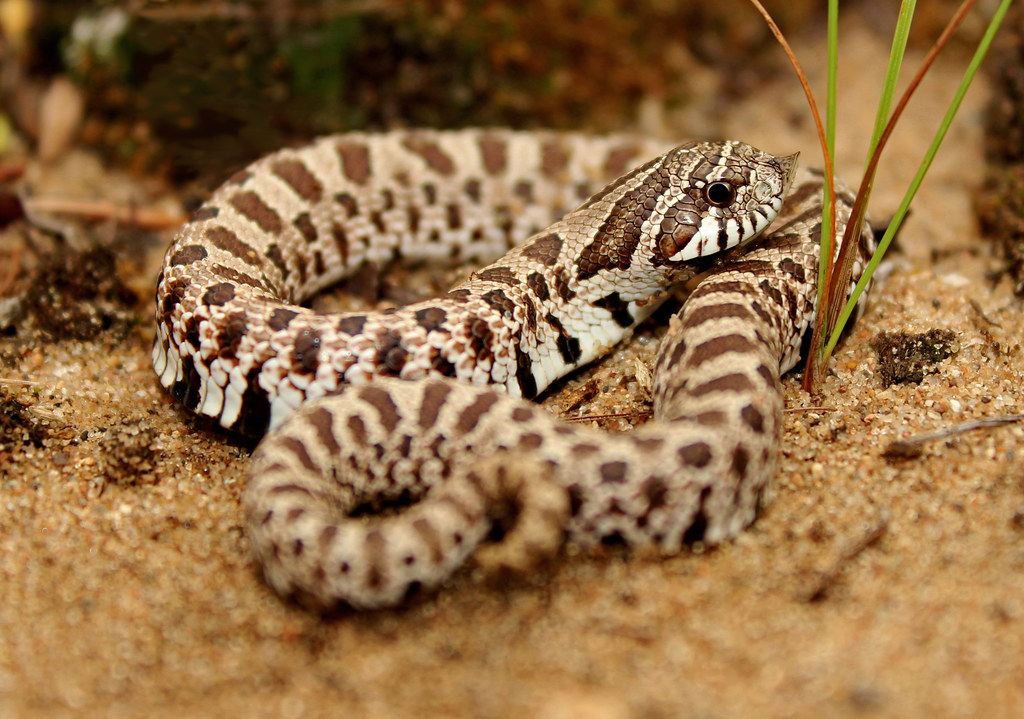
[823,0,1015,358]
[817,0,838,311]
[868,0,917,160]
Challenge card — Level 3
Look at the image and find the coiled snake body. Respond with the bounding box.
[153,129,875,609]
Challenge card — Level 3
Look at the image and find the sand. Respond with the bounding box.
[2,19,1023,719]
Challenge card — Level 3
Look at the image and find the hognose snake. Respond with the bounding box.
[152,129,875,609]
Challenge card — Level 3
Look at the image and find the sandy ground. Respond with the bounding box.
[3,19,1024,719]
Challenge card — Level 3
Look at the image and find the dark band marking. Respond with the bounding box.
[740,404,765,433]
[202,282,236,307]
[268,308,298,331]
[510,407,535,424]
[731,446,750,479]
[678,442,712,468]
[688,372,756,397]
[417,381,452,430]
[376,330,408,372]
[482,289,516,318]
[191,206,219,221]
[446,204,462,230]
[307,406,341,455]
[514,181,533,204]
[592,292,633,328]
[695,410,727,426]
[336,142,371,185]
[330,223,349,264]
[463,179,481,202]
[540,140,570,178]
[758,280,786,312]
[338,314,366,335]
[224,169,251,186]
[272,159,323,203]
[515,349,537,399]
[293,329,321,374]
[520,233,562,267]
[278,435,317,472]
[358,386,401,432]
[230,191,283,235]
[402,136,455,175]
[212,264,264,291]
[346,414,368,446]
[680,302,754,330]
[264,244,288,280]
[545,313,582,365]
[517,433,544,450]
[170,244,208,266]
[206,226,260,266]
[415,306,447,331]
[685,334,757,369]
[756,363,776,385]
[682,486,712,544]
[293,213,317,243]
[235,368,271,436]
[478,135,507,175]
[526,272,550,302]
[475,266,520,286]
[455,393,500,434]
[215,312,248,359]
[749,299,775,329]
[643,477,668,510]
[600,462,628,484]
[552,268,575,302]
[778,257,806,283]
[335,192,359,218]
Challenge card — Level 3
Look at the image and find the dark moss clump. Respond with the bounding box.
[23,244,139,342]
[870,329,958,387]
[98,419,161,485]
[0,385,51,450]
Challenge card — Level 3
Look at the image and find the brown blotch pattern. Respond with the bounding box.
[520,233,563,266]
[272,159,323,202]
[402,137,455,175]
[230,191,284,234]
[170,244,208,266]
[678,442,713,468]
[417,382,452,429]
[478,135,507,175]
[206,226,260,266]
[475,266,520,286]
[358,386,401,433]
[202,282,236,307]
[336,142,371,185]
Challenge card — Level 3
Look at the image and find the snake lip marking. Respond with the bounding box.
[153,130,873,610]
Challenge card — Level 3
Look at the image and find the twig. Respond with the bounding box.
[563,411,650,423]
[969,298,1001,327]
[801,513,889,602]
[883,413,1024,460]
[23,198,185,231]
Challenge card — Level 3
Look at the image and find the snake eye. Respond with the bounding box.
[703,181,736,207]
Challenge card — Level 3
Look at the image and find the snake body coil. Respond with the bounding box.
[153,129,874,609]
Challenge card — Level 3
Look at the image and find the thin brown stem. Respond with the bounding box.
[803,0,978,392]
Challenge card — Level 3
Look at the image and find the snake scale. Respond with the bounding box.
[152,129,875,609]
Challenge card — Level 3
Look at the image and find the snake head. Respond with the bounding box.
[650,141,798,268]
